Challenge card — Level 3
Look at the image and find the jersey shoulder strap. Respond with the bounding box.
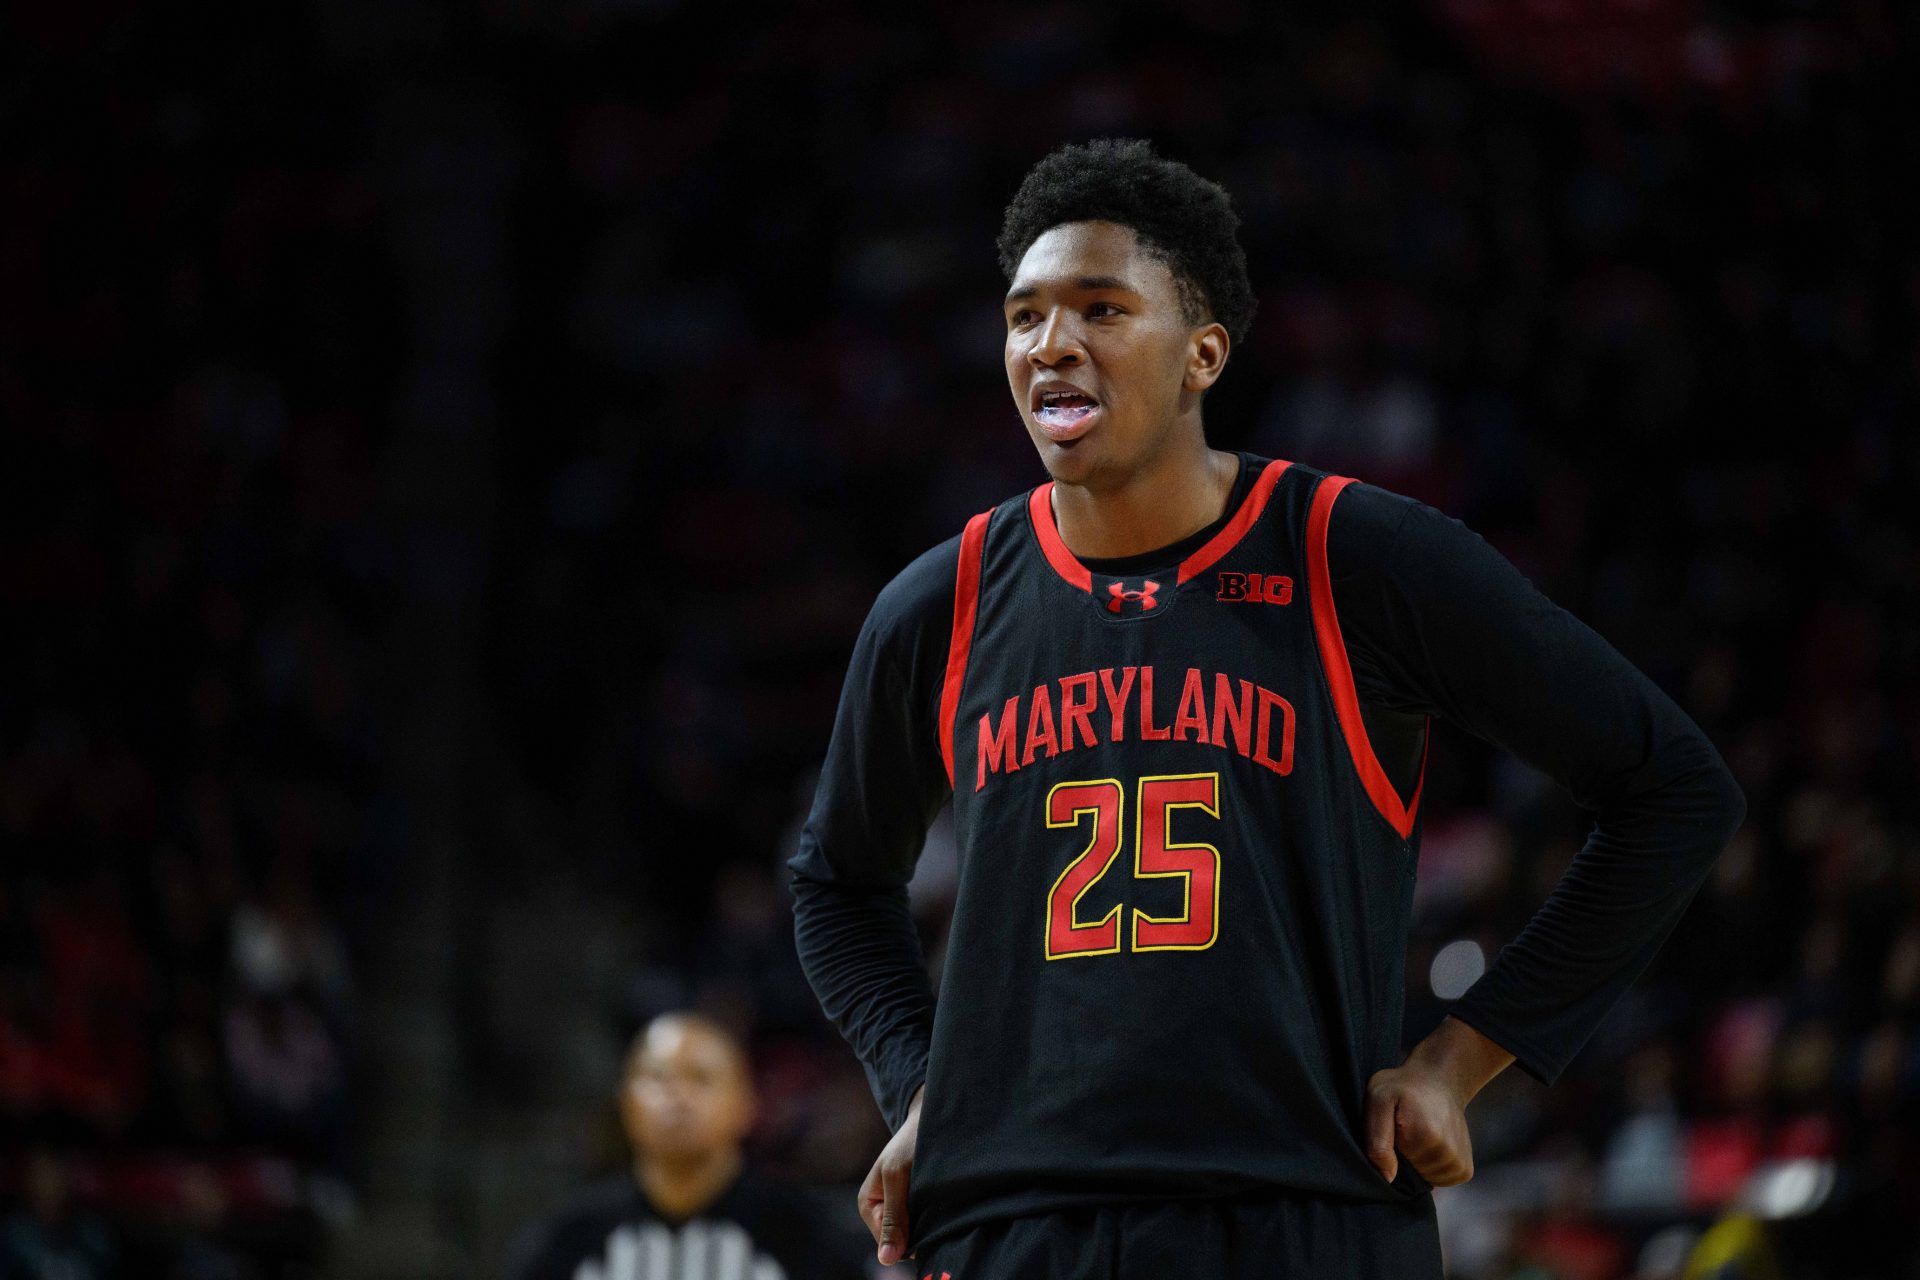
[937,506,995,788]
[1304,473,1427,839]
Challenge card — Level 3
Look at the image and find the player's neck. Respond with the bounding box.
[634,1145,743,1222]
[1051,441,1239,560]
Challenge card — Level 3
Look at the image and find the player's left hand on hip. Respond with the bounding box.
[1363,1064,1475,1187]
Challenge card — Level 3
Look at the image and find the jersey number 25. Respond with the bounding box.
[1043,773,1221,959]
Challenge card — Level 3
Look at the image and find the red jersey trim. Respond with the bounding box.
[1177,459,1292,584]
[939,507,995,788]
[1028,458,1293,594]
[1306,475,1425,840]
[1028,484,1093,592]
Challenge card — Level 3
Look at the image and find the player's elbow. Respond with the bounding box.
[787,863,836,923]
[1642,730,1746,881]
[1711,759,1747,843]
[1687,743,1746,864]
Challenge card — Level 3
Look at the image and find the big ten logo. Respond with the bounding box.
[1215,571,1293,605]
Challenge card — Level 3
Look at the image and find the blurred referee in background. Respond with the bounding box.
[504,1013,869,1280]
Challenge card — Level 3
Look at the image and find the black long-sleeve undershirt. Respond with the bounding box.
[787,461,1745,1132]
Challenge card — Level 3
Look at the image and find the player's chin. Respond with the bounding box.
[1026,424,1102,483]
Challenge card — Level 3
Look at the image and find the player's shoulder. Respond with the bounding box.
[1320,470,1427,531]
[1312,470,1518,601]
[861,492,1019,648]
[1315,472,1468,567]
[870,528,966,623]
[848,532,963,674]
[1233,453,1411,528]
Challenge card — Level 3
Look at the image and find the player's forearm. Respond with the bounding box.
[789,869,937,1131]
[1326,485,1746,1084]
[1449,734,1745,1083]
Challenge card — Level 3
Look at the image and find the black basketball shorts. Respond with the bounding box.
[912,1186,1441,1280]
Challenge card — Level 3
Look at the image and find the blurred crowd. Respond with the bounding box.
[6,1,1917,1277]
[4,4,400,1274]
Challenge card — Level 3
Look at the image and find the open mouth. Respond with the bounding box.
[1032,387,1101,441]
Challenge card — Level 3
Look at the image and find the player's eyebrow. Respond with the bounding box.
[1004,275,1134,304]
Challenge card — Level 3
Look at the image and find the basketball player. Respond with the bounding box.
[787,139,1745,1277]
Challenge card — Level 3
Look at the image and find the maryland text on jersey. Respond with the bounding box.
[973,664,1295,793]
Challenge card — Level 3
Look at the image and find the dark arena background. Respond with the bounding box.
[5,1,1918,1277]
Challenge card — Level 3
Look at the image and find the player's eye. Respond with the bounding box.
[1009,309,1038,327]
[1088,301,1123,318]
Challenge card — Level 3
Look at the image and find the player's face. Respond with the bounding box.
[619,1019,755,1162]
[1004,220,1227,488]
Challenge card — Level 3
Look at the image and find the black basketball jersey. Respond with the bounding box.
[906,456,1435,1252]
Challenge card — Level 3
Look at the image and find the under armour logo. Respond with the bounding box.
[1106,578,1160,614]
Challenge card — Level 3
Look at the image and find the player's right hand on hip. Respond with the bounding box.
[1364,1063,1475,1187]
[860,1083,925,1267]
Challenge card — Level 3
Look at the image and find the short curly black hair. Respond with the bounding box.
[997,138,1256,346]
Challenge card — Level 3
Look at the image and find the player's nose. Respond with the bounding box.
[1028,309,1084,368]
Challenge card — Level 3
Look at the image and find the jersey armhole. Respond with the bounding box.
[938,506,995,788]
[1305,475,1428,841]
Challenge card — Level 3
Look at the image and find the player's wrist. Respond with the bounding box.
[1404,1017,1514,1108]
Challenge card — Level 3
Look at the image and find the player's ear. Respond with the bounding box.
[1184,321,1230,393]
